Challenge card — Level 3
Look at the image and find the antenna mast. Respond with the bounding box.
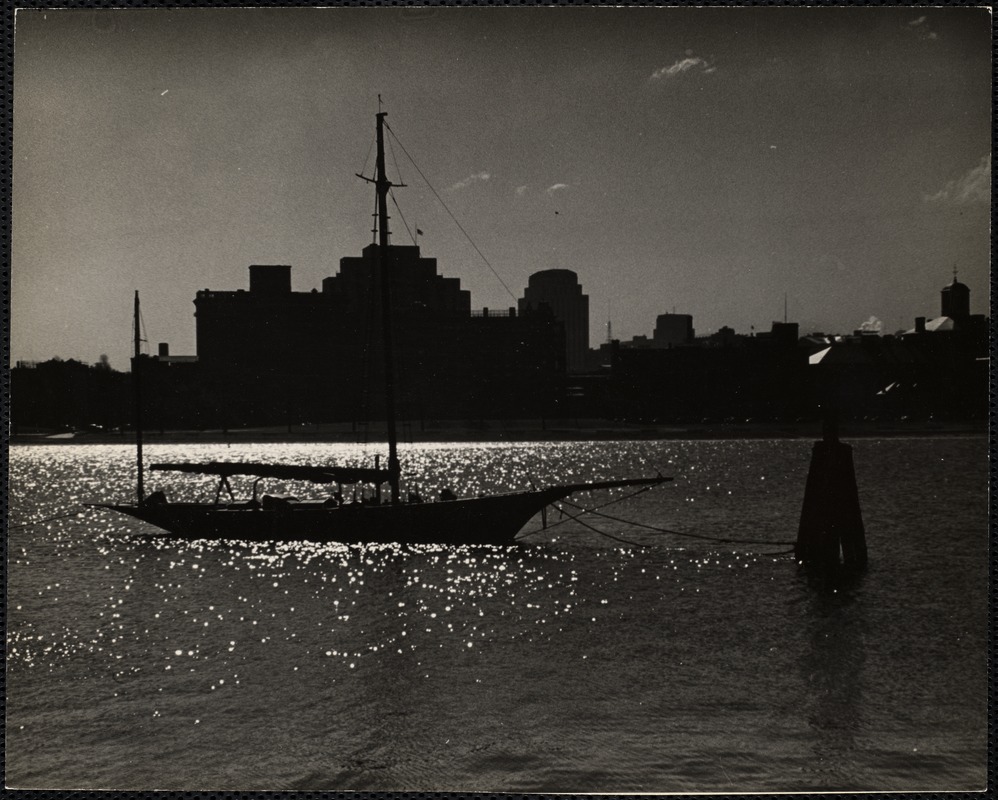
[133,290,145,503]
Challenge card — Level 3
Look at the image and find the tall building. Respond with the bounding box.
[192,246,565,425]
[194,264,332,425]
[653,314,695,348]
[518,269,589,372]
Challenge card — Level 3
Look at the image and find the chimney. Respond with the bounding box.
[915,317,926,334]
[158,343,170,357]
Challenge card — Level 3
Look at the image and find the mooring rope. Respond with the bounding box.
[516,482,662,546]
[8,509,85,530]
[522,503,650,548]
[526,482,659,535]
[558,498,796,547]
[517,478,796,552]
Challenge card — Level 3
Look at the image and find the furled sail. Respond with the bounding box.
[149,462,391,485]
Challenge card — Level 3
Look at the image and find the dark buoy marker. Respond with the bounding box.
[795,412,868,579]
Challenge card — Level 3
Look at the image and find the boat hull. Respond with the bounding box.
[99,488,575,546]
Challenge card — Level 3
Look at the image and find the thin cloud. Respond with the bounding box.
[650,56,715,81]
[545,183,569,194]
[906,15,938,40]
[447,171,491,192]
[515,185,527,196]
[924,154,991,204]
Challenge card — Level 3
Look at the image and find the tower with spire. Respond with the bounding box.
[940,267,971,320]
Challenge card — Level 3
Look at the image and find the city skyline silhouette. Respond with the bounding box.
[11,7,991,370]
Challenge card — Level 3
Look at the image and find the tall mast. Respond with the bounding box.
[374,111,401,503]
[133,290,145,503]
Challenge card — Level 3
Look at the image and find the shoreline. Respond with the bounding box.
[8,420,987,445]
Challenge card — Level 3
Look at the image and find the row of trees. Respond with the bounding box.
[12,357,130,432]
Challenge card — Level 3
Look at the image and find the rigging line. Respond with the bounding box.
[559,499,795,546]
[359,133,376,184]
[386,129,406,194]
[579,482,658,508]
[132,307,147,354]
[384,122,518,302]
[389,190,416,245]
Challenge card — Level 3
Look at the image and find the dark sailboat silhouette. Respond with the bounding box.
[93,111,669,545]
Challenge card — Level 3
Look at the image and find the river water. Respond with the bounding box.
[5,437,988,791]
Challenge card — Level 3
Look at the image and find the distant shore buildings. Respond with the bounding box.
[11,253,988,432]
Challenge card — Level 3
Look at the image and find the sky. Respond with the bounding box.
[11,6,991,369]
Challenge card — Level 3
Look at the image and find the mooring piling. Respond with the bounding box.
[795,414,868,578]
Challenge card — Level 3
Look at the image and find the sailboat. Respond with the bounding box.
[92,111,670,545]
